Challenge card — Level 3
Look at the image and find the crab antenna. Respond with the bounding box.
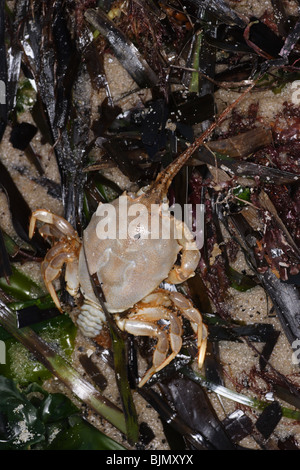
[145,81,257,203]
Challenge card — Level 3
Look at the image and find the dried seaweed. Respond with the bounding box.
[16,305,59,329]
[224,211,300,345]
[222,410,253,442]
[0,229,11,280]
[207,127,273,158]
[78,354,108,392]
[85,8,158,89]
[244,19,284,59]
[138,385,214,450]
[20,0,89,229]
[255,401,282,439]
[195,146,300,185]
[5,0,26,119]
[0,160,48,255]
[0,0,7,143]
[188,0,246,28]
[159,375,238,450]
[9,122,44,175]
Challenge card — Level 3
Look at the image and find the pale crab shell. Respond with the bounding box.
[78,194,182,314]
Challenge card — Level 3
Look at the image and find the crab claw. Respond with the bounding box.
[29,210,81,311]
[115,289,207,387]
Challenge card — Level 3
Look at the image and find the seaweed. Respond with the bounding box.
[85,8,158,89]
[0,159,48,255]
[158,375,238,450]
[0,229,11,280]
[20,0,89,230]
[9,122,44,175]
[0,0,7,143]
[244,19,285,59]
[255,401,282,439]
[0,299,128,436]
[223,410,253,442]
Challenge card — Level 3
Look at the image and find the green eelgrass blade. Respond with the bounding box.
[8,293,56,311]
[0,265,44,301]
[189,32,202,93]
[109,325,139,445]
[0,299,127,435]
[183,367,300,421]
[82,245,139,445]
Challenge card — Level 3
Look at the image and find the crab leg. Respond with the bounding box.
[65,258,80,297]
[41,242,80,311]
[116,312,183,387]
[169,291,208,368]
[36,223,67,240]
[116,319,169,367]
[166,218,200,284]
[29,209,81,310]
[29,209,78,240]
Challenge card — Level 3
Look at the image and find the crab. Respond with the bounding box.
[29,135,209,387]
[27,76,254,387]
